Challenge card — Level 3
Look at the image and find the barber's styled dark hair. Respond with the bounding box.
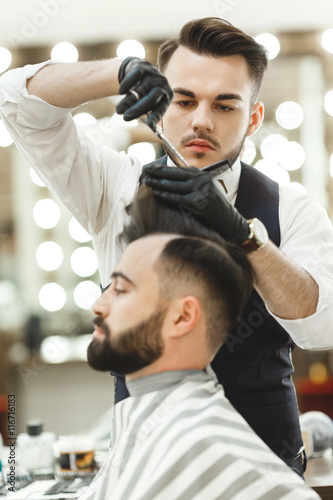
[157,17,268,103]
[120,185,254,353]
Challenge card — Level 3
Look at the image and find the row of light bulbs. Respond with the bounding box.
[30,167,101,312]
[39,280,100,312]
[0,26,333,72]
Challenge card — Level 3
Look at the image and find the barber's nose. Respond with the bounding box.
[191,104,214,133]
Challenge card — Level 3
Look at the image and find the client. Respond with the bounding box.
[81,187,319,500]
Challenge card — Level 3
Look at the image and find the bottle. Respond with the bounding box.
[57,435,95,476]
[17,420,56,473]
[0,433,5,486]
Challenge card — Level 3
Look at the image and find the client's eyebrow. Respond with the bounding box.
[173,87,243,102]
[111,271,136,287]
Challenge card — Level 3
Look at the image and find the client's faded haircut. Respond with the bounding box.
[155,235,253,352]
[120,185,254,352]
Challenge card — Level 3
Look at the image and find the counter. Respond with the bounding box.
[305,451,333,500]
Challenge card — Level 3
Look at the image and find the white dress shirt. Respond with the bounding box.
[1,61,333,350]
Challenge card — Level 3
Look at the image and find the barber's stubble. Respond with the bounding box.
[179,129,247,167]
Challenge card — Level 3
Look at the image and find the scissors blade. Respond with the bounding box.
[201,158,231,177]
[154,124,190,168]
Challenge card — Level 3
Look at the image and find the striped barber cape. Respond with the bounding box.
[80,368,319,500]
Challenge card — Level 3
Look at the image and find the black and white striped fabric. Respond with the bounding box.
[81,369,319,500]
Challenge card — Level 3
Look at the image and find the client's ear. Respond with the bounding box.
[168,296,202,339]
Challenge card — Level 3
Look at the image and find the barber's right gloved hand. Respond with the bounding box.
[116,57,173,131]
[142,164,250,246]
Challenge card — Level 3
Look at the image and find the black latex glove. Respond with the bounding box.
[116,57,173,130]
[142,165,250,245]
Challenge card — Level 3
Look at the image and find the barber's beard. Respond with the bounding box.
[87,307,167,375]
[181,130,248,168]
[225,135,248,168]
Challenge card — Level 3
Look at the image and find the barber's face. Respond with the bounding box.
[162,47,263,169]
[87,237,170,375]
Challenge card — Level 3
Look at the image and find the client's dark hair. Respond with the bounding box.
[120,185,254,353]
[120,184,226,244]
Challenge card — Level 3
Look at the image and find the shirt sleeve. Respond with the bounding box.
[267,184,333,350]
[0,60,142,236]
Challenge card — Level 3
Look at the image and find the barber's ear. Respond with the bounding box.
[169,296,202,339]
[247,101,264,137]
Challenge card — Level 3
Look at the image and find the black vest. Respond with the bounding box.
[112,158,303,464]
[211,161,302,464]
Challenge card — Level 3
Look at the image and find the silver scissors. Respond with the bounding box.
[154,124,190,169]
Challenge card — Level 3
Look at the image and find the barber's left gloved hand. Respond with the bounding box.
[142,165,250,245]
[116,57,173,130]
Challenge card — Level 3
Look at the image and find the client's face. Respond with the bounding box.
[87,305,166,374]
[87,236,172,375]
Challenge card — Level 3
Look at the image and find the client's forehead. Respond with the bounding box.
[118,234,177,280]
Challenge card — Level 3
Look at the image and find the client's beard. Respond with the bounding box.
[87,307,167,375]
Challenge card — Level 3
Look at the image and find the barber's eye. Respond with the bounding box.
[177,100,194,107]
[217,105,233,112]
